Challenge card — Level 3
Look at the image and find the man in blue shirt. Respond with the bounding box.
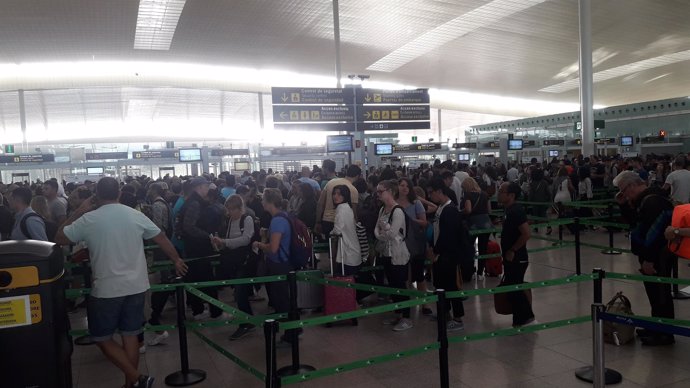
[9,187,48,241]
[297,166,320,194]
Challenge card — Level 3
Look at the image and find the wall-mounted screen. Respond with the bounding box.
[86,167,104,175]
[179,148,202,162]
[620,136,634,146]
[234,161,251,171]
[508,139,523,150]
[458,153,470,161]
[326,135,353,153]
[548,150,559,157]
[375,143,393,156]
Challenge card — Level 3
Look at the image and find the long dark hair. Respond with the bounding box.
[332,185,351,207]
[397,177,416,203]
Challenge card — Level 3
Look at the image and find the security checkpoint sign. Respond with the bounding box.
[272,105,355,123]
[271,87,354,105]
[358,105,430,121]
[0,295,34,329]
[356,88,430,104]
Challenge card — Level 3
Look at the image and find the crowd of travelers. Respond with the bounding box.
[1,151,689,387]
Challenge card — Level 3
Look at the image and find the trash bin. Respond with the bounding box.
[0,240,72,388]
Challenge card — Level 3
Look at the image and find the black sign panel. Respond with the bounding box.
[357,88,430,104]
[210,149,250,157]
[358,105,430,122]
[273,123,356,132]
[524,140,537,147]
[359,121,431,131]
[273,105,355,123]
[393,143,442,153]
[271,87,354,105]
[572,139,582,145]
[452,142,477,149]
[86,152,129,160]
[0,154,55,163]
[486,142,500,148]
[594,138,616,145]
[542,140,565,146]
[271,146,326,156]
[132,150,179,159]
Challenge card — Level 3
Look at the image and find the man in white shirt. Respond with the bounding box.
[506,163,519,182]
[55,177,187,388]
[663,158,690,204]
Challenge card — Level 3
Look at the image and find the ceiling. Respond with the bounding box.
[1,0,690,140]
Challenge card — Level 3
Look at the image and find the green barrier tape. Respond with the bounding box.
[578,241,632,253]
[448,315,590,344]
[192,329,266,382]
[187,313,288,329]
[297,273,428,298]
[473,242,574,261]
[69,323,177,337]
[184,286,255,323]
[445,273,598,299]
[469,227,502,236]
[280,342,440,385]
[579,219,630,230]
[607,272,690,286]
[313,243,329,253]
[280,296,437,331]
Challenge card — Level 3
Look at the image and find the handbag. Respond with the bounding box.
[493,277,533,315]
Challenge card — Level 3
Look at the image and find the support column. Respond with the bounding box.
[333,0,342,88]
[578,0,595,157]
[19,89,28,153]
[437,108,442,141]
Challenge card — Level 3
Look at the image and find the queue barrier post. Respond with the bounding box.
[574,218,581,275]
[264,319,280,388]
[74,260,95,346]
[435,289,450,388]
[277,271,315,377]
[602,203,622,255]
[165,278,207,387]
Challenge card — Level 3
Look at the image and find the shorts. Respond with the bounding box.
[87,292,146,342]
[409,254,427,283]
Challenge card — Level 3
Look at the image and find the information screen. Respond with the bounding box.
[620,136,634,146]
[508,139,523,150]
[326,135,353,153]
[458,153,470,161]
[234,161,251,171]
[375,143,393,155]
[548,150,559,157]
[179,148,202,162]
[86,167,104,175]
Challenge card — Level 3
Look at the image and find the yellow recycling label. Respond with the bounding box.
[0,294,41,329]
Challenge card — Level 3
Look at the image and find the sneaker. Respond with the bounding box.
[447,320,465,332]
[422,307,434,316]
[132,375,155,388]
[382,317,400,325]
[477,274,485,281]
[147,331,169,346]
[138,344,147,354]
[229,325,255,341]
[392,318,414,332]
[192,311,210,321]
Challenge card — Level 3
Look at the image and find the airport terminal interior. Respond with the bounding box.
[2,0,690,387]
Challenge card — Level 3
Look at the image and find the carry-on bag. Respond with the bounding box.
[324,235,358,325]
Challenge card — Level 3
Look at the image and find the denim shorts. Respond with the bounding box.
[87,292,146,342]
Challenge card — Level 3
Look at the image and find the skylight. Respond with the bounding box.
[367,0,547,72]
[134,0,187,50]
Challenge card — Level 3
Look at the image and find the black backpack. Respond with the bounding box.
[357,194,379,241]
[20,212,56,242]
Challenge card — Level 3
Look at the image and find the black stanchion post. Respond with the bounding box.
[277,271,315,377]
[672,257,690,299]
[575,269,622,385]
[574,218,581,275]
[165,279,206,386]
[264,319,279,388]
[435,289,450,388]
[74,261,95,346]
[552,224,564,246]
[602,203,621,255]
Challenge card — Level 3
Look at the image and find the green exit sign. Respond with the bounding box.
[4,144,14,154]
[412,136,418,143]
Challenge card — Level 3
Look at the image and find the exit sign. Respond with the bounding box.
[4,145,14,154]
[412,136,418,143]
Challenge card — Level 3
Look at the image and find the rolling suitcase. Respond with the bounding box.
[485,240,503,277]
[324,235,358,326]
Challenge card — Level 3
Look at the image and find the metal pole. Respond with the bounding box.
[592,303,606,388]
[602,203,621,255]
[435,289,450,388]
[18,89,28,153]
[277,272,315,377]
[574,218,581,275]
[437,108,443,141]
[264,319,279,388]
[578,0,595,157]
[332,0,342,88]
[593,268,604,304]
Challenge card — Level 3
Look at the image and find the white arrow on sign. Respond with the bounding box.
[280,111,288,120]
[364,111,371,119]
[281,93,288,102]
[365,94,372,102]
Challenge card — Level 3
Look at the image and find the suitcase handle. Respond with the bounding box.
[330,234,344,277]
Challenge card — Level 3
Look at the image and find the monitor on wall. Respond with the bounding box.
[179,148,202,162]
[620,136,634,146]
[508,139,523,150]
[458,153,470,161]
[548,150,559,157]
[326,135,354,153]
[86,167,104,175]
[375,143,393,156]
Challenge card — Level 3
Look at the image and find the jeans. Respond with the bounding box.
[383,257,410,318]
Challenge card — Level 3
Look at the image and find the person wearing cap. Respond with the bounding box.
[179,177,227,321]
[614,170,675,346]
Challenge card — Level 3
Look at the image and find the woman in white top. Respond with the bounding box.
[374,179,412,332]
[331,184,362,275]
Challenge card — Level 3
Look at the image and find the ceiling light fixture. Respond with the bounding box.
[134,0,187,51]
[540,49,690,93]
[366,0,546,72]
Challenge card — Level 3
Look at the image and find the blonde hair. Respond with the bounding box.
[461,177,481,193]
[224,194,244,211]
[30,195,52,221]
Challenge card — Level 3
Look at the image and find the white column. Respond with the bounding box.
[578,0,595,157]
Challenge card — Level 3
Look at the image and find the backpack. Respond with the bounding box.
[20,212,56,242]
[357,193,379,241]
[276,212,313,270]
[239,214,261,245]
[153,198,174,239]
[603,292,635,346]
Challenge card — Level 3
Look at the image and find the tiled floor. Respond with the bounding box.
[70,229,690,387]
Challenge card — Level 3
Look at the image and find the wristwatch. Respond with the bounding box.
[674,228,680,236]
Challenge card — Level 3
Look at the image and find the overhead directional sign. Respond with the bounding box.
[273,105,355,123]
[132,150,179,159]
[356,88,429,104]
[86,152,129,161]
[271,87,354,105]
[452,142,478,149]
[0,154,55,163]
[360,121,431,131]
[358,105,430,121]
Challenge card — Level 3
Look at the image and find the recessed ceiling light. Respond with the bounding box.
[367,0,547,72]
[134,0,187,51]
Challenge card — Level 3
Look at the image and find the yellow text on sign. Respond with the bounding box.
[0,295,31,329]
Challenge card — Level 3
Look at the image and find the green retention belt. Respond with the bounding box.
[445,273,598,299]
[448,315,590,344]
[297,273,428,298]
[607,272,690,286]
[579,219,631,230]
[184,286,256,323]
[192,329,266,382]
[578,241,632,253]
[280,342,440,385]
[280,296,437,331]
[473,242,574,261]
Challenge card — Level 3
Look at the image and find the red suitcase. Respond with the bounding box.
[324,235,358,325]
[485,240,503,277]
